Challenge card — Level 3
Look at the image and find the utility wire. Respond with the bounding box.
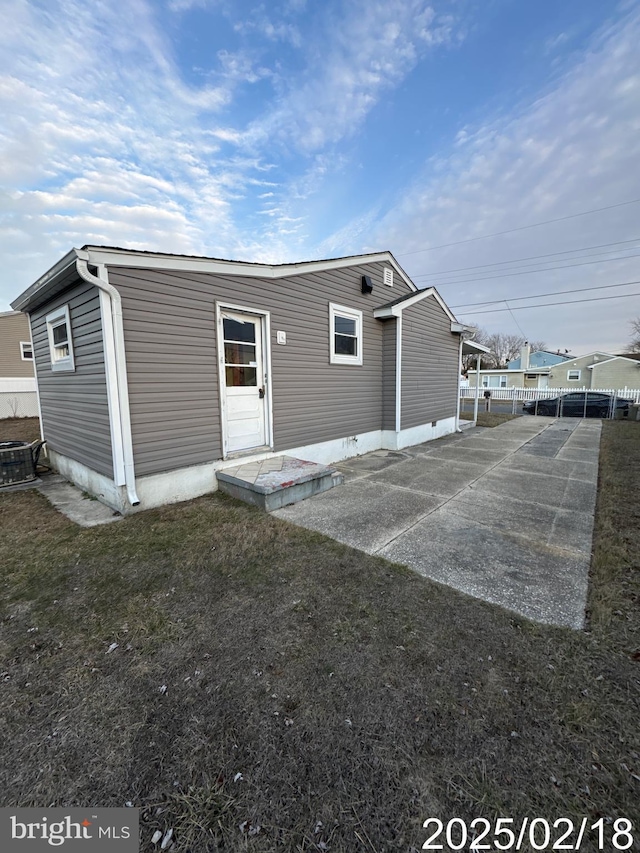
[505,301,527,338]
[413,250,640,288]
[450,278,640,309]
[461,290,640,316]
[397,198,640,257]
[410,237,640,280]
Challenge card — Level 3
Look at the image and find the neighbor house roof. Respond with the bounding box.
[508,350,573,369]
[11,245,418,312]
[588,355,640,369]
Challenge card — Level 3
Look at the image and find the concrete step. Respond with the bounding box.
[216,456,343,511]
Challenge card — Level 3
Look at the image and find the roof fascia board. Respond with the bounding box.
[374,287,456,322]
[589,355,640,367]
[560,351,613,366]
[11,249,79,311]
[79,247,417,291]
[461,339,491,354]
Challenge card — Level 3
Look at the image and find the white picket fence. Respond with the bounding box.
[460,386,640,403]
[460,386,640,419]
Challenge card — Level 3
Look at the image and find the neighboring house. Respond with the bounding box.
[0,310,38,419]
[12,245,473,514]
[547,352,640,390]
[466,343,573,390]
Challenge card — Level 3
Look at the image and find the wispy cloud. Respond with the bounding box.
[244,0,459,153]
[363,7,640,352]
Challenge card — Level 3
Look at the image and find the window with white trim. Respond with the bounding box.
[46,305,75,372]
[329,303,363,365]
[20,341,33,360]
[567,369,581,381]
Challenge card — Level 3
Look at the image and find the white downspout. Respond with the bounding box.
[473,353,481,422]
[395,315,402,435]
[456,336,463,431]
[75,257,140,507]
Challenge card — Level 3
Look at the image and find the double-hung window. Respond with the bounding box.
[20,341,33,360]
[46,305,75,372]
[329,304,363,365]
[567,369,581,381]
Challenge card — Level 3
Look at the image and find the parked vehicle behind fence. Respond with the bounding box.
[522,392,632,418]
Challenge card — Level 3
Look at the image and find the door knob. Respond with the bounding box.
[258,387,265,399]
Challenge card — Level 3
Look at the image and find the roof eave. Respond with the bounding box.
[11,249,80,312]
[78,246,418,291]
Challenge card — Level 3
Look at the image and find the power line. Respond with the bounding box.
[410,237,640,280]
[505,301,527,338]
[460,289,640,316]
[413,250,640,288]
[450,278,640,309]
[397,198,640,257]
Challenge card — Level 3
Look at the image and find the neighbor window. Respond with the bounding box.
[45,305,75,372]
[329,303,363,365]
[20,341,33,360]
[567,369,581,381]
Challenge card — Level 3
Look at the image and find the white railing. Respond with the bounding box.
[460,386,640,403]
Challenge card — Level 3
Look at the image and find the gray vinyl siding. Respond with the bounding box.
[0,312,34,378]
[30,280,113,477]
[401,296,459,430]
[110,263,412,476]
[381,320,397,430]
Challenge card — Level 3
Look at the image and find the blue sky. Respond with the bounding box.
[1,0,639,353]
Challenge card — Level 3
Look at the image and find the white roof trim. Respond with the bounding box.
[12,246,419,311]
[78,246,417,291]
[462,340,491,354]
[373,286,457,323]
[557,351,614,367]
[588,355,640,368]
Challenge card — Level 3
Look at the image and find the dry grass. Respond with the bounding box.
[459,411,521,427]
[0,419,639,851]
[1,416,41,443]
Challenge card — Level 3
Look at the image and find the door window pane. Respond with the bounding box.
[225,366,257,387]
[223,317,255,343]
[224,342,256,365]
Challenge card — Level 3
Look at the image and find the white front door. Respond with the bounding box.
[539,375,549,389]
[220,310,267,453]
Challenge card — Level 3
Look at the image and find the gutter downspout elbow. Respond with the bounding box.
[75,257,140,507]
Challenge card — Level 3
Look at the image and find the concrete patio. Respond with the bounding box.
[274,417,601,629]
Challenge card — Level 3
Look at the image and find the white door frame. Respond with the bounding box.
[216,301,273,458]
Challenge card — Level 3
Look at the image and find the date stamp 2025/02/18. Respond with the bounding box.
[421,817,636,850]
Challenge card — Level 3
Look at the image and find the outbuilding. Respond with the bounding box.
[12,246,473,513]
